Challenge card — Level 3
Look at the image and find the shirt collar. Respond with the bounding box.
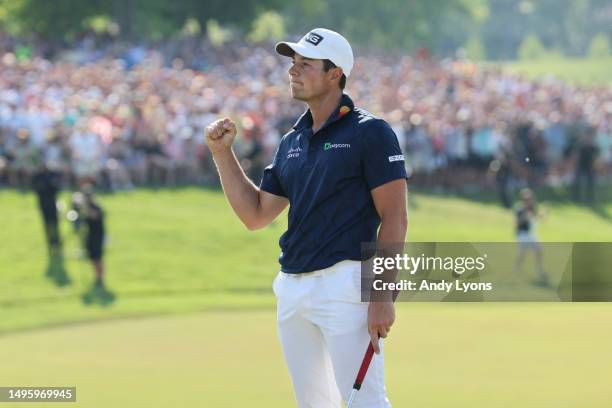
[293,94,355,132]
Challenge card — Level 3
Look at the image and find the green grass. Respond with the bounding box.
[1,188,612,407]
[496,56,612,85]
[0,188,282,333]
[0,305,611,407]
[1,187,611,333]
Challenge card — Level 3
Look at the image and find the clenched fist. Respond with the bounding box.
[205,118,237,156]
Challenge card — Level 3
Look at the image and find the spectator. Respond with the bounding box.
[31,160,62,254]
[571,126,599,203]
[0,33,609,197]
[69,121,102,186]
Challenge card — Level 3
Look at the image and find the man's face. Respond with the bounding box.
[288,54,337,101]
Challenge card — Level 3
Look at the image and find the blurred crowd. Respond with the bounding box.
[0,34,610,203]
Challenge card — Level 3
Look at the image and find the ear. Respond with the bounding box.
[328,67,342,83]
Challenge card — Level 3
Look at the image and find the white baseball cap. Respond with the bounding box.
[276,28,354,77]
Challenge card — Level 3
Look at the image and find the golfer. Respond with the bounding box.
[206,28,407,408]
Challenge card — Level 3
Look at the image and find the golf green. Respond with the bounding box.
[1,303,611,407]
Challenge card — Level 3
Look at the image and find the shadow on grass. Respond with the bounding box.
[81,283,117,306]
[45,252,71,286]
[584,203,612,222]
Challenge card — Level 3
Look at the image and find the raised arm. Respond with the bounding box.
[206,118,288,230]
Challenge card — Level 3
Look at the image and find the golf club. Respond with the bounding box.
[346,342,376,408]
[346,289,399,407]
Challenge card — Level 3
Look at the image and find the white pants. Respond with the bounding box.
[273,260,391,408]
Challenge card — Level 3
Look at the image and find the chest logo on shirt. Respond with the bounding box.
[324,143,351,151]
[287,146,302,159]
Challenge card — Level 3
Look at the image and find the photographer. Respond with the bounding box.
[82,188,106,289]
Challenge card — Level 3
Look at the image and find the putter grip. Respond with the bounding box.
[352,290,399,391]
[353,343,375,390]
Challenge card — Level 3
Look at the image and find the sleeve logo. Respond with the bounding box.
[388,155,404,162]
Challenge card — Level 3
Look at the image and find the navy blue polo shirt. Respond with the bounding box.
[260,94,407,273]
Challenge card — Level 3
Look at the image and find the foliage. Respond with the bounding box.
[588,33,611,58]
[518,33,547,60]
[465,35,486,60]
[181,18,201,38]
[0,1,610,58]
[248,10,285,43]
[483,0,611,59]
[206,20,234,47]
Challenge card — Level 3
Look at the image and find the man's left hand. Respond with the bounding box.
[367,301,395,354]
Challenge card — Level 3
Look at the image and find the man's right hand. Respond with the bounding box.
[205,118,237,156]
[203,116,288,230]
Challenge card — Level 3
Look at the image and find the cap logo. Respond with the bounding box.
[304,32,324,46]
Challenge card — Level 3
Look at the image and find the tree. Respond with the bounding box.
[0,0,113,41]
[465,35,486,60]
[588,33,610,57]
[518,33,546,60]
[206,20,233,47]
[283,0,473,54]
[0,0,286,42]
[248,11,285,43]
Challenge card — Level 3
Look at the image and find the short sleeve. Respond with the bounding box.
[259,145,287,198]
[362,119,408,190]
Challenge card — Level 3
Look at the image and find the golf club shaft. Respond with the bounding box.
[347,289,399,407]
[346,344,374,408]
[346,388,358,408]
